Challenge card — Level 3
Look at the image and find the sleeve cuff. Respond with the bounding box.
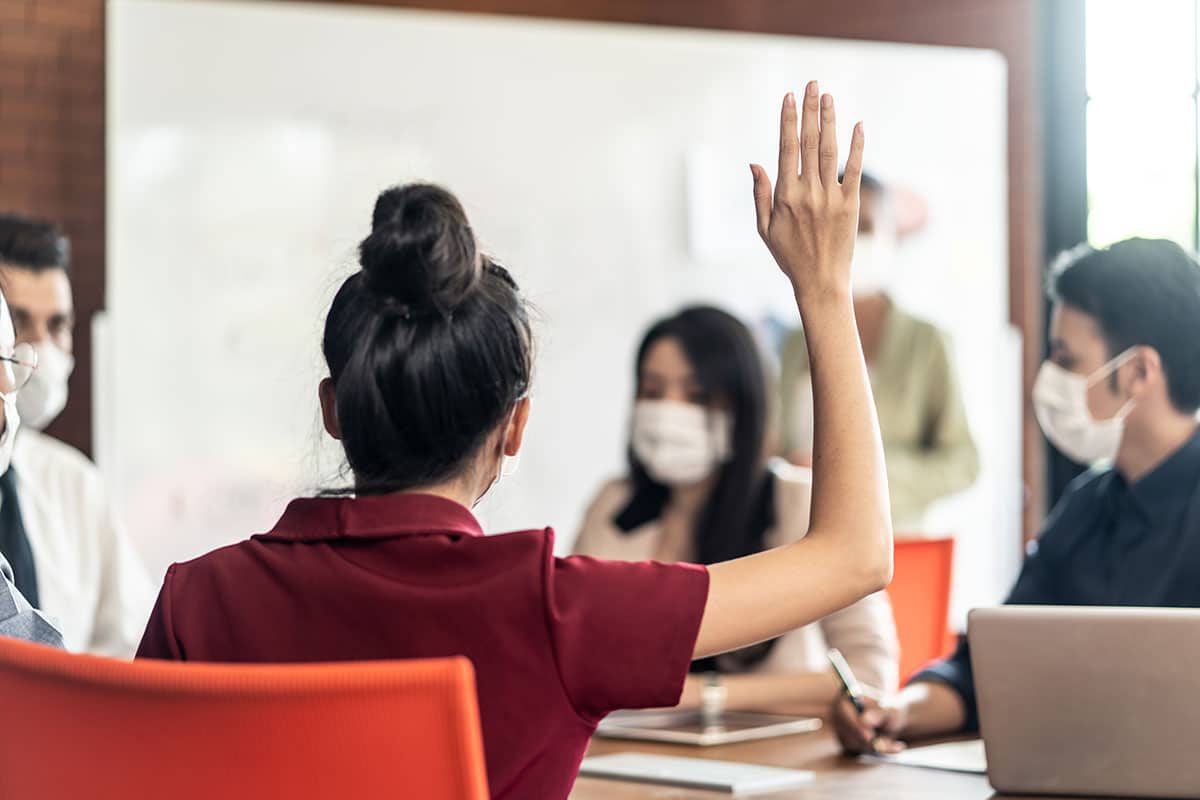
[911,662,980,733]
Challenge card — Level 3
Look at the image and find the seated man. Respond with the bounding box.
[834,237,1200,751]
[0,289,61,647]
[0,213,151,655]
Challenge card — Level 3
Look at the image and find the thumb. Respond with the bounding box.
[750,164,772,240]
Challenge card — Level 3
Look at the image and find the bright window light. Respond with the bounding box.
[1085,0,1198,249]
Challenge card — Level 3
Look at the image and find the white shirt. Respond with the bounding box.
[573,460,900,693]
[11,429,154,656]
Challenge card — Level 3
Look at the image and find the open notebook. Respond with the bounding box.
[579,753,815,794]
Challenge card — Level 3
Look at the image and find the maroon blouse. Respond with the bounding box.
[137,493,709,799]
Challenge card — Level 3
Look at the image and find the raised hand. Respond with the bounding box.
[751,81,864,304]
[690,82,890,667]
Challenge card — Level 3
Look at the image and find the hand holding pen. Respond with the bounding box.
[828,648,907,755]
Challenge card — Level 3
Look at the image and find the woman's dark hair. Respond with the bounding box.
[614,306,776,669]
[1050,237,1200,413]
[322,183,532,495]
[616,306,771,563]
[615,306,771,563]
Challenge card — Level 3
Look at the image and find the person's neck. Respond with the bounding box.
[665,477,715,519]
[1115,410,1200,484]
[359,479,482,510]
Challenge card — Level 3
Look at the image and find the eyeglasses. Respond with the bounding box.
[0,343,37,396]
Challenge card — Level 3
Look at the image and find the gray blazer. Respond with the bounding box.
[0,553,62,648]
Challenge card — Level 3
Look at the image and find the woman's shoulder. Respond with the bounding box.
[585,477,635,518]
[573,477,641,557]
[889,306,948,352]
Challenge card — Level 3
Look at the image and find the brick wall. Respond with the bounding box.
[0,0,104,455]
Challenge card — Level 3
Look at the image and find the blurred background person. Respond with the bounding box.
[778,173,979,532]
[0,214,153,656]
[575,306,899,713]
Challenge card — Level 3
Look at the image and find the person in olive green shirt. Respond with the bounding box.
[778,173,979,531]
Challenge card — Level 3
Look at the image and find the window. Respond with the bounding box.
[1086,0,1199,249]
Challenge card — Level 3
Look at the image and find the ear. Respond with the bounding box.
[319,378,341,440]
[503,396,531,456]
[1128,347,1160,397]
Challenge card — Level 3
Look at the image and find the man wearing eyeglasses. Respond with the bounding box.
[0,214,150,655]
[0,286,61,648]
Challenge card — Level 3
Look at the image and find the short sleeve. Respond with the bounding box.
[545,554,709,720]
[135,565,184,660]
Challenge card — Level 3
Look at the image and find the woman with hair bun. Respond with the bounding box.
[138,84,892,800]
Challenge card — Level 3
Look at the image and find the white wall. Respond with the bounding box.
[108,0,1018,624]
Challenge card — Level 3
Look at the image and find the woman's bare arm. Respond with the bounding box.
[694,83,893,659]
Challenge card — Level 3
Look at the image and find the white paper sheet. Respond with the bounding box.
[864,739,987,774]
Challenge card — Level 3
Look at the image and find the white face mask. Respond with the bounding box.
[631,399,732,486]
[16,343,73,431]
[0,392,19,474]
[1033,348,1137,465]
[851,232,896,298]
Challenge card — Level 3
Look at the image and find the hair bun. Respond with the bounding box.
[359,183,481,315]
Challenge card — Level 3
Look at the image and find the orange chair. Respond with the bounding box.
[0,638,489,800]
[888,537,957,683]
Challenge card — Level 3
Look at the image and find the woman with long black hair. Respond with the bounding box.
[575,306,898,712]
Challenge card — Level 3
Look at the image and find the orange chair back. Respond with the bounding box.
[888,537,956,682]
[0,639,489,800]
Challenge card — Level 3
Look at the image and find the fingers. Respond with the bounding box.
[776,92,799,195]
[855,703,886,749]
[841,121,866,193]
[818,93,838,187]
[832,696,876,755]
[750,164,772,239]
[799,80,820,183]
[871,736,907,755]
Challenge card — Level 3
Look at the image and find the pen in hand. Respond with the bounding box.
[828,648,866,714]
[828,648,901,753]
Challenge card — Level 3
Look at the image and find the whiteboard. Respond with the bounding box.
[108,0,1015,623]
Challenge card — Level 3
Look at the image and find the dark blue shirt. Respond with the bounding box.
[915,430,1200,731]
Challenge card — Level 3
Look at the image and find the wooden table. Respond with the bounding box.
[571,729,1082,799]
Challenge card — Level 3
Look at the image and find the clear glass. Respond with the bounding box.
[1087,98,1197,247]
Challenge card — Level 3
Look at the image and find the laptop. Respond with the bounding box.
[969,606,1200,798]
